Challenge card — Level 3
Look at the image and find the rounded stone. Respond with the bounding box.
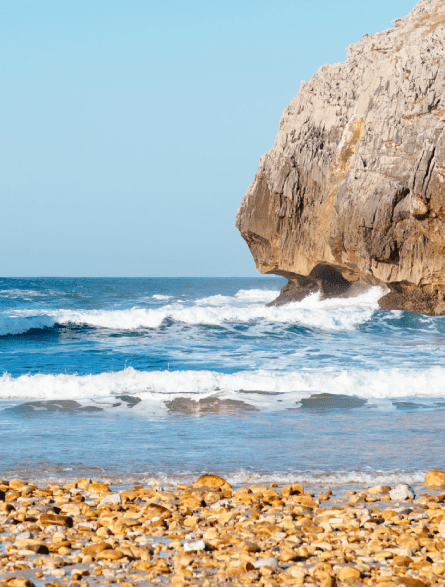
[337,566,361,581]
[425,470,445,487]
[193,474,232,490]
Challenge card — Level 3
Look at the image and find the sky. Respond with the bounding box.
[1,0,417,277]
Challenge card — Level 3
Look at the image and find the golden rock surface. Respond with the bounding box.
[425,470,445,488]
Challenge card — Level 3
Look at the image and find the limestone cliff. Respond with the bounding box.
[236,0,445,314]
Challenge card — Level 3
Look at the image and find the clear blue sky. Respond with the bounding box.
[1,0,416,276]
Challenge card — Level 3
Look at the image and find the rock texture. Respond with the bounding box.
[236,0,445,314]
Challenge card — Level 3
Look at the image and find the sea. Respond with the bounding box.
[1,276,444,488]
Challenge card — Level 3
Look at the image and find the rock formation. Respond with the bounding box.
[236,0,445,314]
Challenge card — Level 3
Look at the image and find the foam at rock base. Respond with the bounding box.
[2,286,385,335]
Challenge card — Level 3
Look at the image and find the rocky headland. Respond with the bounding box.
[2,474,445,586]
[237,0,445,314]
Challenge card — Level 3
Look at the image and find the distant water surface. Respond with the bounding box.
[1,277,444,485]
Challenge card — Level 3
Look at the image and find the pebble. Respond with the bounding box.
[0,470,445,586]
[183,539,206,552]
[253,556,278,569]
[390,483,416,501]
[100,493,122,505]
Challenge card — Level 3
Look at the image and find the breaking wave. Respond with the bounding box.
[0,286,385,336]
[0,315,56,336]
[10,469,427,488]
[1,365,445,409]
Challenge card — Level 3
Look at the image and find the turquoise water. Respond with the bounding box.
[1,277,444,485]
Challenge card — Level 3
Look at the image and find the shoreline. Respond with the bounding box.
[1,474,445,587]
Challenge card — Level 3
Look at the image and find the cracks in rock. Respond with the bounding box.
[424,146,436,192]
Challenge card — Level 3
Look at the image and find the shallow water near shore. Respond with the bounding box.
[1,277,445,484]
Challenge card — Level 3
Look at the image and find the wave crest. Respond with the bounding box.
[2,286,385,336]
[0,315,56,336]
[1,365,444,409]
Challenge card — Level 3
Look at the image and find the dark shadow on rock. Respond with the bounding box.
[295,393,367,412]
[392,401,421,410]
[268,265,373,306]
[115,395,142,408]
[238,390,281,396]
[6,400,103,414]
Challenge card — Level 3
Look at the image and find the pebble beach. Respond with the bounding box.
[2,473,445,587]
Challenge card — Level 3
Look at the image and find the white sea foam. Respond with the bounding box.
[5,286,384,335]
[211,470,428,487]
[0,289,48,298]
[152,295,172,300]
[1,365,445,409]
[12,469,428,487]
[234,289,279,302]
[195,294,232,305]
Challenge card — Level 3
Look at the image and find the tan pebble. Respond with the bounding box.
[9,480,26,490]
[279,547,298,563]
[432,564,445,576]
[88,482,110,492]
[39,513,73,528]
[148,558,171,573]
[130,545,153,560]
[425,470,445,488]
[76,478,92,489]
[337,566,361,581]
[6,580,36,587]
[381,510,400,521]
[248,485,267,494]
[5,491,21,502]
[180,495,205,509]
[82,541,112,555]
[392,555,413,567]
[118,546,134,559]
[397,534,420,551]
[98,548,124,561]
[59,503,81,515]
[374,550,394,561]
[395,578,427,587]
[193,474,232,491]
[96,526,112,536]
[177,555,193,568]
[183,516,199,529]
[134,561,153,571]
[369,485,392,495]
[295,545,309,558]
[292,495,318,507]
[143,503,173,518]
[238,540,261,553]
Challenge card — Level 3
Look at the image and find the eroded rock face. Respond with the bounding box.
[236,0,445,314]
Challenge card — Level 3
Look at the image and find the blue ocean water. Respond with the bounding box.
[1,277,445,485]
